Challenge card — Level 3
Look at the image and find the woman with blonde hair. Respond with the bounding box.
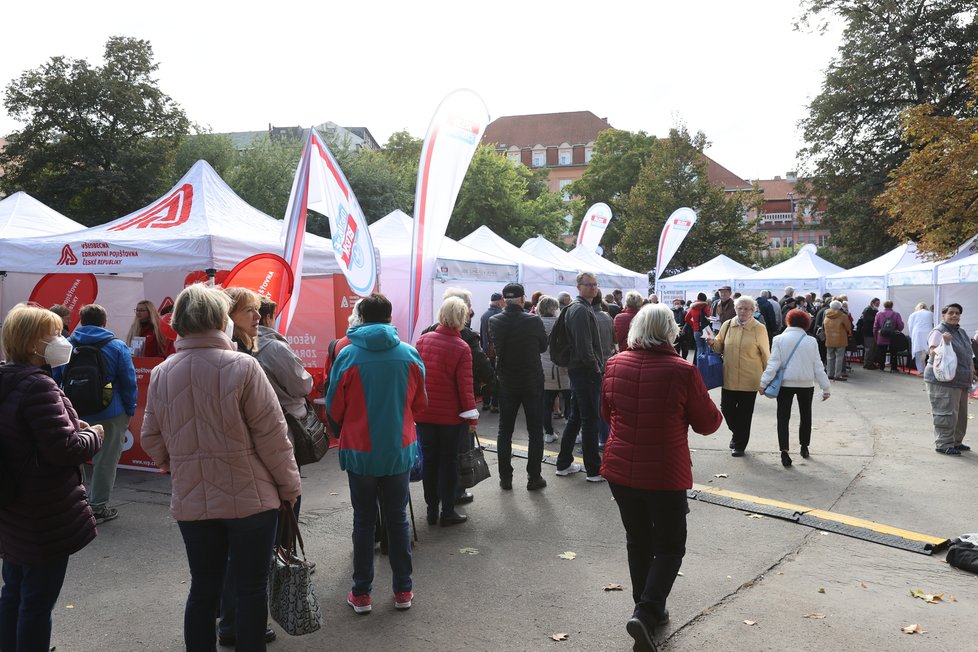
[125,300,167,357]
[225,287,262,355]
[142,284,300,650]
[0,304,104,651]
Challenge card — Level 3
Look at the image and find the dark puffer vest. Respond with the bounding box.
[0,364,100,565]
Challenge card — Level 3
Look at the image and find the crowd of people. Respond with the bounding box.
[1,275,976,652]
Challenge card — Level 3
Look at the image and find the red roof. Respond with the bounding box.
[482,111,613,148]
[756,178,806,201]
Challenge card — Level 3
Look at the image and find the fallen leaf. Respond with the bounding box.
[458,547,480,555]
[558,551,577,560]
[820,532,829,536]
[948,595,957,602]
[802,612,826,619]
[65,604,74,609]
[901,624,926,634]
[727,576,732,579]
[677,571,684,576]
[746,513,764,519]
[714,473,728,478]
[329,492,338,496]
[910,588,943,604]
[743,620,756,626]
[603,583,623,591]
[550,633,569,641]
[859,581,867,589]
[817,587,826,594]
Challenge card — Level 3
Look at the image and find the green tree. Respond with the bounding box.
[448,145,567,244]
[798,0,978,267]
[0,37,190,224]
[564,129,657,257]
[617,127,764,275]
[341,148,415,222]
[173,130,237,179]
[223,134,302,219]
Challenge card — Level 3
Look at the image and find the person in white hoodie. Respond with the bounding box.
[759,309,831,467]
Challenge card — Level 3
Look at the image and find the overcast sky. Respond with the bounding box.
[1,1,841,181]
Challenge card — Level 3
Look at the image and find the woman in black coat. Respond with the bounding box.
[0,304,103,652]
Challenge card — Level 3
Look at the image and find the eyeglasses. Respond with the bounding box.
[579,283,598,288]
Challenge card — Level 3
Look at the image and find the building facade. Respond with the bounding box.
[752,173,830,259]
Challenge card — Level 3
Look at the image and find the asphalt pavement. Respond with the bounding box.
[49,367,978,651]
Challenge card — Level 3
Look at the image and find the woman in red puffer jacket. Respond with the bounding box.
[600,304,722,652]
[414,297,478,527]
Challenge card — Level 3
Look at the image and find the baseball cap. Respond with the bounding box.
[718,285,732,292]
[502,283,525,299]
[490,292,503,301]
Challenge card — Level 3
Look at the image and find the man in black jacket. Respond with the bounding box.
[488,283,549,491]
[860,298,881,369]
[478,293,505,412]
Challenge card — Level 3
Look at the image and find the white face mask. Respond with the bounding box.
[224,317,236,339]
[42,336,74,368]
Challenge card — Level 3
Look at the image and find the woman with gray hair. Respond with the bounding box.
[822,300,853,380]
[601,304,722,651]
[614,291,645,352]
[538,296,570,443]
[707,295,770,456]
[142,284,300,650]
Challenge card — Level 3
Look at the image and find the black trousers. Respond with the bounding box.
[720,389,758,451]
[608,483,687,619]
[776,386,814,451]
[497,384,545,480]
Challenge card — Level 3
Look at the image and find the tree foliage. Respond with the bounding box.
[448,145,567,244]
[798,0,978,266]
[173,130,238,179]
[616,127,764,275]
[223,135,303,219]
[0,37,189,224]
[564,129,657,256]
[878,55,978,258]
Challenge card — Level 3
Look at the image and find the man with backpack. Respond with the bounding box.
[61,304,137,524]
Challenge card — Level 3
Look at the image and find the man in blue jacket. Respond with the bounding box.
[66,304,137,523]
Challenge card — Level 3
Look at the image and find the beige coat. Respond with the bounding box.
[822,309,852,349]
[142,331,301,521]
[711,318,770,391]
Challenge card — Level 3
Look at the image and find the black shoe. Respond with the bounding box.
[625,617,657,652]
[650,608,670,628]
[455,492,475,505]
[440,512,468,526]
[526,477,547,491]
[218,628,276,647]
[729,438,736,450]
[426,508,438,526]
[499,477,512,490]
[781,451,792,467]
[800,445,810,459]
[956,443,971,451]
[731,449,745,457]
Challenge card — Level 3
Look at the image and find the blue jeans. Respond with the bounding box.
[497,383,546,480]
[694,331,710,357]
[347,471,412,596]
[557,367,602,476]
[178,509,278,652]
[417,423,464,515]
[0,556,69,652]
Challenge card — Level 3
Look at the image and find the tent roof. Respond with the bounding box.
[887,233,978,286]
[370,211,516,268]
[521,236,643,291]
[657,254,754,284]
[569,246,647,280]
[740,249,844,282]
[0,161,340,274]
[0,192,85,239]
[460,226,575,272]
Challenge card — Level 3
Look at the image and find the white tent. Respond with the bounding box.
[736,248,845,297]
[521,236,640,292]
[568,246,648,292]
[369,210,518,338]
[459,226,576,297]
[656,254,755,300]
[886,235,978,330]
[824,242,928,315]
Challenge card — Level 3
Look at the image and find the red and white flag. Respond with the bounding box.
[279,132,314,334]
[407,89,489,342]
[655,207,698,284]
[576,202,613,254]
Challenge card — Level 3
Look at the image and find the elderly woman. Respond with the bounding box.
[125,299,167,357]
[601,304,722,652]
[614,291,645,352]
[923,303,977,455]
[415,297,479,526]
[708,296,770,456]
[760,309,831,466]
[142,284,300,651]
[538,296,571,444]
[906,302,935,373]
[822,300,853,380]
[0,305,103,652]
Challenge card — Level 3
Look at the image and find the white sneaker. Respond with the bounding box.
[544,433,558,443]
[555,463,583,476]
[585,474,606,483]
[575,434,582,445]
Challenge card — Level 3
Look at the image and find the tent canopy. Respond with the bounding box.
[825,242,925,290]
[736,249,844,295]
[521,236,641,291]
[459,226,575,289]
[656,254,754,297]
[568,246,648,292]
[0,192,86,241]
[0,161,341,275]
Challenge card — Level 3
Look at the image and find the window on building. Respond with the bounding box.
[532,150,545,167]
[584,147,593,163]
[559,179,572,201]
[507,152,521,165]
[559,149,571,165]
[771,238,781,249]
[818,235,830,247]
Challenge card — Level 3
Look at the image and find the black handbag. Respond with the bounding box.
[268,508,322,636]
[285,400,329,466]
[458,433,491,488]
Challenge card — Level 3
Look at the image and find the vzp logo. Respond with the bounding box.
[57,244,78,266]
